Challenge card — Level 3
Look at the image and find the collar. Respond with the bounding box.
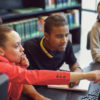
[0,55,9,63]
[0,55,14,65]
[40,36,53,58]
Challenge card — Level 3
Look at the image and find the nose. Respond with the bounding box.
[61,37,67,44]
[20,45,24,52]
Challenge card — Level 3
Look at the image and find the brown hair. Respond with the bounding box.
[0,26,13,47]
[44,15,67,34]
[97,2,100,10]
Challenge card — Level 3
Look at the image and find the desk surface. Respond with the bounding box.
[20,62,100,100]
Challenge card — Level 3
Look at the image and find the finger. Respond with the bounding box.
[69,82,77,88]
[75,81,80,85]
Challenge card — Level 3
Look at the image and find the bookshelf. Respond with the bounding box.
[0,0,81,53]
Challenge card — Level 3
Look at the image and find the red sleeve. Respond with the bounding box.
[0,62,70,85]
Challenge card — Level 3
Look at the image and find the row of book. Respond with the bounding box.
[2,18,39,41]
[51,9,80,27]
[66,9,80,27]
[45,0,78,9]
[1,9,80,41]
[11,0,79,14]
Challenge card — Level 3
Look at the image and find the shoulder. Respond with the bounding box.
[65,41,73,53]
[23,35,43,49]
[92,22,100,31]
[66,41,72,48]
[91,22,100,37]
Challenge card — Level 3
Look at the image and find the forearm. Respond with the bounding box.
[70,72,96,82]
[23,85,51,100]
[23,84,41,99]
[70,72,85,82]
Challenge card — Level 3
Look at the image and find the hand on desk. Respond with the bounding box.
[70,70,100,85]
[70,66,83,88]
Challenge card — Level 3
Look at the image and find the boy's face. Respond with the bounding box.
[1,30,24,63]
[45,25,69,52]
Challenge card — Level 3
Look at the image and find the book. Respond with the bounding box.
[73,9,80,26]
[48,80,90,92]
[56,0,63,8]
[11,7,43,14]
[38,16,48,35]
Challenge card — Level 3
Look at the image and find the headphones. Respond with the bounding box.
[40,36,53,58]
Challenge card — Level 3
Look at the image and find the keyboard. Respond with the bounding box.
[81,82,100,100]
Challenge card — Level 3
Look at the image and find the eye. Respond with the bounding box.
[56,34,63,38]
[14,45,19,48]
[14,43,19,48]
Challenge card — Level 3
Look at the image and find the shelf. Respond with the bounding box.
[1,4,81,23]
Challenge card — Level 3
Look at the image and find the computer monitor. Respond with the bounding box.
[0,74,8,100]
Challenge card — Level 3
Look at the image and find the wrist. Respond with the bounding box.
[83,72,93,80]
[82,73,87,79]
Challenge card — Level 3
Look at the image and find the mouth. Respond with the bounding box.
[59,44,66,49]
[20,52,24,58]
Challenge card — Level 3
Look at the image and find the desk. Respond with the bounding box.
[20,62,100,100]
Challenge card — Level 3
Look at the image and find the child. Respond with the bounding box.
[0,26,100,100]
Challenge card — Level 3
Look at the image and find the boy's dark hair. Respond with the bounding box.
[44,15,67,34]
[0,26,13,47]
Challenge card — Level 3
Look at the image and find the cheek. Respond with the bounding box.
[7,50,21,62]
[51,39,59,45]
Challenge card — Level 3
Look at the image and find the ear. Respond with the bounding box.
[0,47,5,56]
[44,32,49,41]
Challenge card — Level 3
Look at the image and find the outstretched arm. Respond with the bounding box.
[70,70,100,83]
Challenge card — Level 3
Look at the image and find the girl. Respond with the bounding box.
[0,26,100,100]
